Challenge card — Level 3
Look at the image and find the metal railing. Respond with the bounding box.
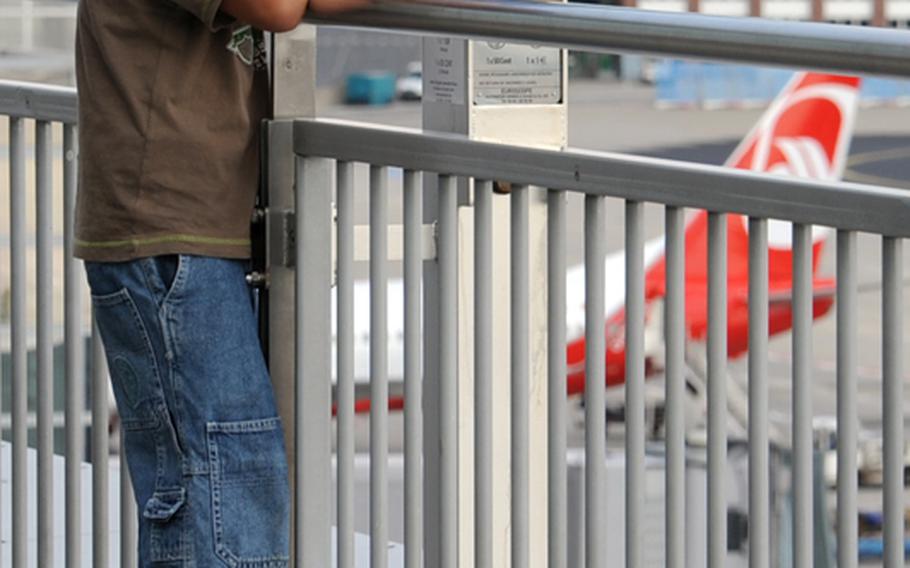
[0,1,909,568]
[293,3,910,568]
[0,80,137,566]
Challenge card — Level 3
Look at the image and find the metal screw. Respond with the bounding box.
[245,271,268,288]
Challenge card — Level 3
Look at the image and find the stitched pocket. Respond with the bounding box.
[91,288,163,431]
[207,417,290,567]
[143,487,192,562]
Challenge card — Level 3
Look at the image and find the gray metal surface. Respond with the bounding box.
[474,180,493,568]
[624,200,645,568]
[584,195,606,568]
[881,236,904,568]
[403,169,423,568]
[547,189,567,568]
[294,156,334,567]
[35,119,54,568]
[707,212,727,568]
[370,165,390,568]
[664,206,686,568]
[836,230,858,568]
[437,175,458,568]
[0,80,77,123]
[91,319,109,568]
[63,123,84,568]
[791,223,812,568]
[511,186,530,568]
[310,0,910,77]
[121,444,137,567]
[294,120,910,238]
[337,160,355,568]
[748,217,769,568]
[9,116,27,568]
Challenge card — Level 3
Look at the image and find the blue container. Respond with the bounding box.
[346,71,396,105]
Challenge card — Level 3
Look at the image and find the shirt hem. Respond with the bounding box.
[74,235,251,262]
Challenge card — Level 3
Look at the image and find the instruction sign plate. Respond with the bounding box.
[473,42,561,105]
[424,37,466,105]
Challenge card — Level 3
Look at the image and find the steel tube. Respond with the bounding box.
[547,189,567,568]
[403,169,423,568]
[749,217,770,568]
[584,195,607,568]
[121,438,137,567]
[64,123,85,568]
[92,317,109,568]
[309,0,910,77]
[337,160,355,568]
[836,230,858,568]
[664,206,686,568]
[295,120,910,239]
[0,80,78,123]
[438,174,458,568]
[370,165,390,568]
[36,119,54,568]
[294,156,334,567]
[10,116,27,568]
[511,185,530,568]
[792,223,813,568]
[624,200,645,568]
[707,212,727,568]
[475,179,493,568]
[881,236,903,568]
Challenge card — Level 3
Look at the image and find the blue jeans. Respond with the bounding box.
[85,255,290,567]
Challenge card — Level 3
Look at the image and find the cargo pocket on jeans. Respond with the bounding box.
[143,487,191,562]
[206,417,290,567]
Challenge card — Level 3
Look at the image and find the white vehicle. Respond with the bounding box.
[395,61,422,100]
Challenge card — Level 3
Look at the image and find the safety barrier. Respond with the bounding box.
[2,0,910,566]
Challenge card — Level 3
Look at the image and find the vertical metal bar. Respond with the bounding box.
[336,160,355,568]
[749,218,770,568]
[474,179,494,568]
[511,185,530,568]
[584,195,606,568]
[548,189,567,568]
[64,123,85,568]
[36,119,54,568]
[836,230,857,568]
[404,169,424,568]
[881,236,903,568]
[370,165,390,568]
[624,200,645,568]
[791,223,812,568]
[707,212,727,568]
[92,316,109,568]
[438,174,458,568]
[294,156,333,567]
[664,206,686,568]
[10,116,28,568]
[121,433,137,567]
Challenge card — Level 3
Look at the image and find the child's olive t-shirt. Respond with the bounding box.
[74,0,269,261]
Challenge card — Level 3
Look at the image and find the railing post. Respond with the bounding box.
[421,30,567,568]
[267,27,327,568]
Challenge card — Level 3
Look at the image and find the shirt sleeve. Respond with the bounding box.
[170,0,235,31]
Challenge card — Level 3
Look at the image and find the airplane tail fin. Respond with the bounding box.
[646,72,861,343]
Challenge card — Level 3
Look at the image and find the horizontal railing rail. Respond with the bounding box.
[296,118,910,237]
[0,80,77,124]
[311,0,910,77]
